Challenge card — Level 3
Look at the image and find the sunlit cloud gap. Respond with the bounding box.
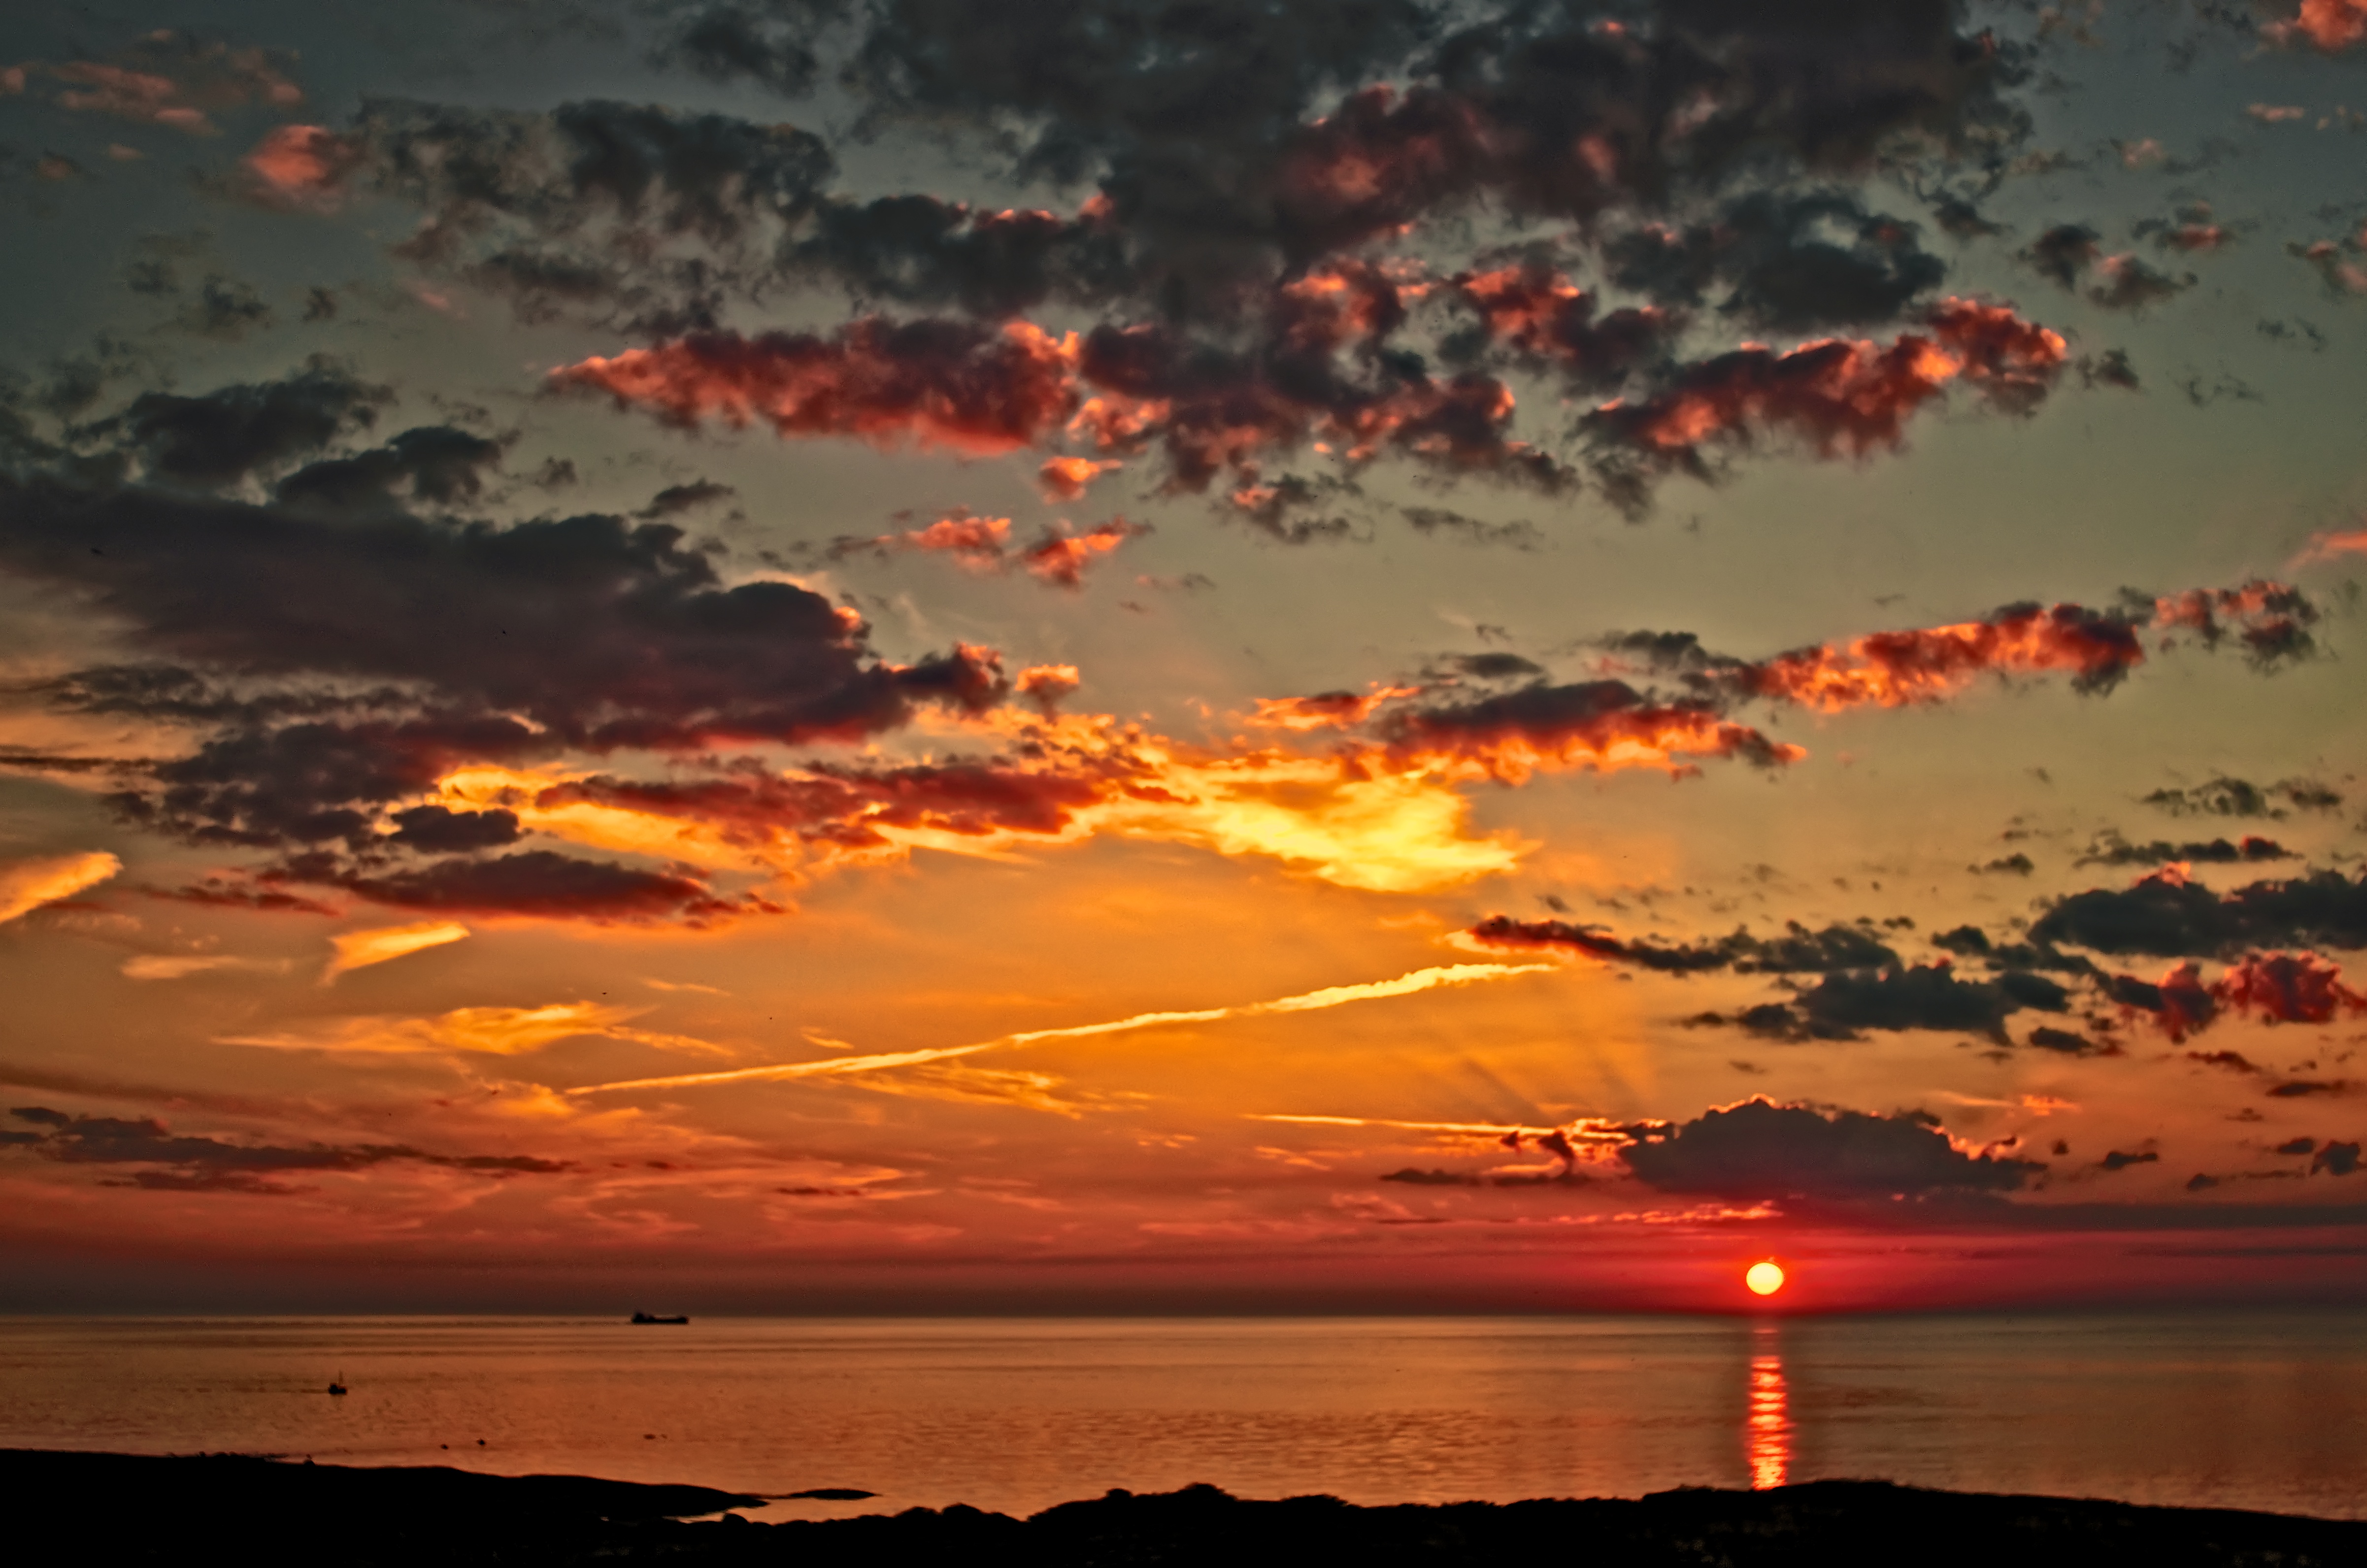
[567,962,1558,1095]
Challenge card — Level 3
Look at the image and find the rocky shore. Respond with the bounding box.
[11,1448,2360,1565]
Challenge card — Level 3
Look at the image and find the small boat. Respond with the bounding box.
[328,1371,348,1396]
[630,1312,690,1325]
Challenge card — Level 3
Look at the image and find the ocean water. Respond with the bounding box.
[1,1314,2363,1521]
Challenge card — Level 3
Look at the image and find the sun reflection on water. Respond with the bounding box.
[1746,1324,1791,1490]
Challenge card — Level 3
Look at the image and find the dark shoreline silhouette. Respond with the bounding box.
[8,1448,2361,1565]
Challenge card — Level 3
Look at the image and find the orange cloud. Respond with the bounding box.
[1586,299,2066,475]
[1038,455,1120,500]
[1015,664,1081,717]
[2293,526,2367,567]
[0,851,122,926]
[2215,952,2367,1025]
[121,954,291,981]
[559,306,1566,498]
[1019,519,1149,588]
[1448,262,1676,386]
[323,920,471,981]
[2268,0,2367,50]
[1374,688,1800,783]
[465,705,1525,895]
[242,123,361,206]
[858,512,1013,565]
[45,40,299,134]
[551,319,1083,456]
[836,511,1147,588]
[223,1001,732,1059]
[1741,603,2146,710]
[1247,686,1423,732]
[1271,260,1427,353]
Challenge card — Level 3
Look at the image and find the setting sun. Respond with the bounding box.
[1746,1261,1787,1297]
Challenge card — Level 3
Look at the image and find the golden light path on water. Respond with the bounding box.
[1748,1324,1792,1492]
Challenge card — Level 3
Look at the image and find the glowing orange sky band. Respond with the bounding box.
[568,962,1558,1095]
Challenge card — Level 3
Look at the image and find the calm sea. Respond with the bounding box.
[1,1314,2362,1521]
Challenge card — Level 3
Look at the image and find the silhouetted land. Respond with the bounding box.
[10,1448,2363,1565]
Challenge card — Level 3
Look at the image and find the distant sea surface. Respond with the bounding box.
[2,1314,2363,1521]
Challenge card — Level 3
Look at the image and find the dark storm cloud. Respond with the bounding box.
[245,98,839,332]
[2078,348,2141,391]
[784,196,1135,319]
[1467,914,1901,974]
[2075,833,2291,868]
[1926,926,2097,976]
[654,1,836,96]
[77,359,390,487]
[2022,222,2100,287]
[1376,1163,1584,1188]
[1225,474,1360,544]
[335,850,765,922]
[2,1105,571,1195]
[2026,1025,2118,1057]
[775,0,2023,316]
[403,98,837,253]
[1929,192,2003,238]
[1400,505,1543,550]
[259,98,1136,326]
[282,0,2034,334]
[2315,1143,2364,1177]
[2,431,1005,757]
[2269,1081,2349,1099]
[2139,776,2343,819]
[0,364,1010,916]
[110,712,547,849]
[2030,867,2367,959]
[273,426,510,513]
[1600,190,1947,332]
[213,2,2083,518]
[1432,652,1547,682]
[386,804,523,853]
[1619,1097,2038,1200]
[1471,913,2079,1043]
[173,276,276,342]
[1727,964,2070,1043]
[2086,254,2194,312]
[2019,223,2193,310]
[1070,313,1577,495]
[636,480,737,517]
[1374,678,1795,776]
[2098,1148,2160,1173]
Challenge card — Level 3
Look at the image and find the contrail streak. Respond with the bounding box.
[1247,1113,1547,1134]
[567,962,1556,1096]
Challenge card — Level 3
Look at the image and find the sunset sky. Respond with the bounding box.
[3,0,2366,1314]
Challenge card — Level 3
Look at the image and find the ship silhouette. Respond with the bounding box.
[629,1312,689,1325]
